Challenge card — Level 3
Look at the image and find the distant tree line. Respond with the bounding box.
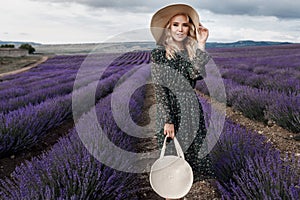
[0,44,15,48]
[0,43,35,54]
[19,44,35,54]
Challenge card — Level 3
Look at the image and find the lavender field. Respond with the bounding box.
[196,44,300,133]
[0,44,299,199]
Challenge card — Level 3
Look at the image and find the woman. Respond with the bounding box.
[150,4,215,199]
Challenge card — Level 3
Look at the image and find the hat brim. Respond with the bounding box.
[150,4,200,43]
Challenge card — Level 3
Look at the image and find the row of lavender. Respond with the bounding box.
[219,45,300,95]
[0,51,151,157]
[197,44,300,133]
[0,52,149,113]
[0,63,150,199]
[198,96,299,199]
[213,45,300,94]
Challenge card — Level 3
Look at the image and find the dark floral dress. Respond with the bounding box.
[150,45,215,180]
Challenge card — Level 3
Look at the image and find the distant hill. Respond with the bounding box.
[102,40,293,50]
[0,40,42,47]
[206,40,292,48]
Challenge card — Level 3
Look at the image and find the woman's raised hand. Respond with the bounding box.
[164,123,175,139]
[196,23,209,50]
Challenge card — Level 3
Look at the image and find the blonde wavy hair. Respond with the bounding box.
[158,13,198,60]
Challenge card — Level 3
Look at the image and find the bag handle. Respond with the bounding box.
[160,136,185,159]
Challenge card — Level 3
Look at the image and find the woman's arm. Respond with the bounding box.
[151,62,175,124]
[187,48,211,80]
[187,22,211,80]
[152,64,176,138]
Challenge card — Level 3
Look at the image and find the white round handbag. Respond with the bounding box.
[149,136,193,199]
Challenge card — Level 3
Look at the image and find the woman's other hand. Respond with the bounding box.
[164,123,175,139]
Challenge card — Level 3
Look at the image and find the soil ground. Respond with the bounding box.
[0,55,48,77]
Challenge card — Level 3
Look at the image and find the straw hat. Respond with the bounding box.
[150,4,200,44]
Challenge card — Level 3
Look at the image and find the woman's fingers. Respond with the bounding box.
[197,26,209,44]
[164,129,168,136]
[198,27,209,36]
[164,123,175,138]
[169,131,174,139]
[197,23,209,37]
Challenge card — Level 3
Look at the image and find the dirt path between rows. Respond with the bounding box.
[0,56,49,78]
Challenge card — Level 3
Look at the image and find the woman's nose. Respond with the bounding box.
[178,25,183,31]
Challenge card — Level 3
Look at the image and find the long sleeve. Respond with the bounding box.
[187,48,211,80]
[151,49,175,124]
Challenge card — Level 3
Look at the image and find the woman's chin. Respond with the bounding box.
[173,37,187,43]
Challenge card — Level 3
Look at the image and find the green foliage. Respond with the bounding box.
[19,43,35,54]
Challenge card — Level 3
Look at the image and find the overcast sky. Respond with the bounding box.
[1,0,300,44]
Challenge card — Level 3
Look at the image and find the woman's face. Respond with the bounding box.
[169,14,190,43]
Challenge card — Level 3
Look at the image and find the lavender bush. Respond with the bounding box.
[265,92,300,132]
[0,72,124,157]
[207,113,299,199]
[0,62,150,199]
[0,130,139,200]
[220,152,300,199]
[0,52,146,157]
[196,44,300,132]
[0,54,125,113]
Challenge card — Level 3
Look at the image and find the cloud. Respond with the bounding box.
[199,0,300,19]
[2,0,299,43]
[34,0,300,19]
[33,0,180,12]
